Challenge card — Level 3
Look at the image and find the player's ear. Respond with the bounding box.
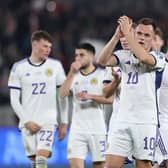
[32,40,38,47]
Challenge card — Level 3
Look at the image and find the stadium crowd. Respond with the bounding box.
[0,0,168,105]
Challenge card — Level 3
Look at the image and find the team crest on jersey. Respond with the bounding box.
[90,78,98,85]
[45,68,53,76]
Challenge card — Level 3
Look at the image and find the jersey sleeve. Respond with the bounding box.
[10,89,29,124]
[56,61,66,86]
[103,67,113,84]
[150,51,165,71]
[58,96,69,124]
[8,63,21,89]
[103,66,121,84]
[113,50,131,67]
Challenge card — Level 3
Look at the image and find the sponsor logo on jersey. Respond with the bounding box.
[125,60,131,65]
[25,73,30,76]
[90,78,98,85]
[45,69,53,76]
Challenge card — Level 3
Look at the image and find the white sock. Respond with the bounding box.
[31,160,36,168]
[36,156,47,168]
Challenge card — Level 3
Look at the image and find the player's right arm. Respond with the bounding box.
[10,89,41,133]
[10,89,27,124]
[8,63,41,133]
[8,64,28,123]
[59,61,81,98]
[96,26,122,67]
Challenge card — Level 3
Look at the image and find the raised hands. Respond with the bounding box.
[70,61,82,74]
[117,15,133,36]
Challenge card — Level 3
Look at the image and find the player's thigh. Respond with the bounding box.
[135,159,152,168]
[69,158,85,168]
[93,161,105,168]
[21,127,36,156]
[106,123,132,157]
[88,134,106,162]
[105,154,125,168]
[36,125,56,157]
[67,132,88,160]
[131,124,157,160]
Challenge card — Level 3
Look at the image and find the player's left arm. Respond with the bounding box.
[56,61,69,140]
[57,93,68,141]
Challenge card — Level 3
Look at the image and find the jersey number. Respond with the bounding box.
[32,82,46,95]
[144,137,155,150]
[127,72,138,84]
[39,130,53,142]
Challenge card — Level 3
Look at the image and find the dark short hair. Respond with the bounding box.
[132,22,137,29]
[31,30,53,43]
[137,18,157,32]
[76,43,96,55]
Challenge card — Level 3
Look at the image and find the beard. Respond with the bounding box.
[80,64,89,70]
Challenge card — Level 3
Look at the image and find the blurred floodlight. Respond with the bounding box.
[32,0,46,11]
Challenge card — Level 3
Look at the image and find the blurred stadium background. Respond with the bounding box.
[0,0,168,167]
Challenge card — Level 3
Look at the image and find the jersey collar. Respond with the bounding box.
[27,58,46,67]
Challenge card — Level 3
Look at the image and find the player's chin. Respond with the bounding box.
[42,55,49,60]
[123,44,130,50]
[80,65,87,70]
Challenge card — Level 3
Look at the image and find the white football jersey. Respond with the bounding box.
[8,58,66,127]
[114,50,165,124]
[159,61,168,124]
[70,67,107,134]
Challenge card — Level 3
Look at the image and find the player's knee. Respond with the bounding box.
[36,149,51,158]
[69,158,84,168]
[105,157,124,168]
[104,164,121,168]
[93,161,105,168]
[136,159,152,168]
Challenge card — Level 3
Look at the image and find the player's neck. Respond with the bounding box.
[29,54,45,65]
[81,64,96,75]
